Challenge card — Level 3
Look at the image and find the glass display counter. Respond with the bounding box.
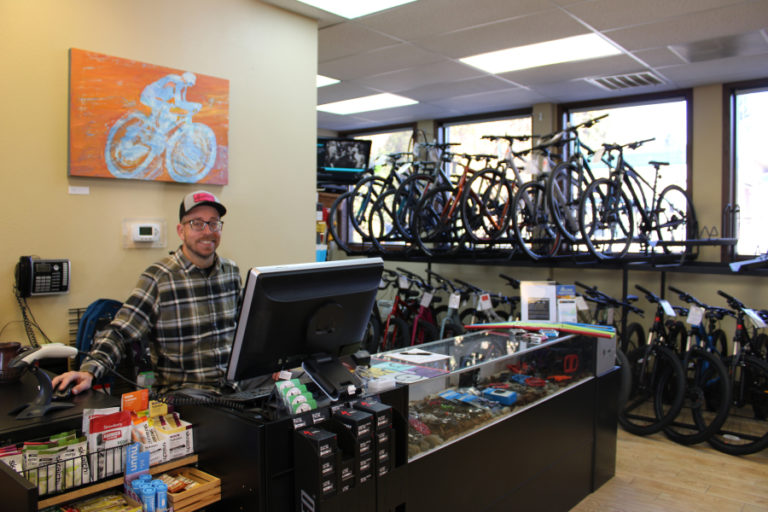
[365,330,598,461]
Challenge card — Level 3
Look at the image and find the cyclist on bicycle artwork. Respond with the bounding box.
[104,71,218,183]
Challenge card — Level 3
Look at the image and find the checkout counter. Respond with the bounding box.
[0,330,619,511]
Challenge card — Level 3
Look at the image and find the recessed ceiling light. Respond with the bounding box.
[460,34,622,74]
[317,75,340,87]
[297,0,418,19]
[318,93,418,115]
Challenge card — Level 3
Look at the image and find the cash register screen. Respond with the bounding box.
[225,258,383,383]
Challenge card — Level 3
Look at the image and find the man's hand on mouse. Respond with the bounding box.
[51,371,95,395]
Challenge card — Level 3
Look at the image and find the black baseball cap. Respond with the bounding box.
[179,190,226,220]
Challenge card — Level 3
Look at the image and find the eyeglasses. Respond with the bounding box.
[184,219,224,232]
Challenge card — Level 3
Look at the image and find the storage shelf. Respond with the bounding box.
[36,454,199,510]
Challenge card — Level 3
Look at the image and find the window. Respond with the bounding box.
[566,99,688,190]
[732,86,768,256]
[351,127,414,171]
[441,114,532,158]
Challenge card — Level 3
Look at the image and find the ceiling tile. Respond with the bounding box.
[317,81,382,104]
[400,75,520,102]
[604,2,768,51]
[498,54,642,86]
[318,24,401,62]
[564,0,747,31]
[631,47,688,68]
[319,43,445,80]
[659,53,768,86]
[352,60,486,92]
[356,0,551,41]
[416,9,587,59]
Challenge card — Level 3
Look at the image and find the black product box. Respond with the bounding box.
[339,456,356,493]
[375,427,394,476]
[353,399,393,431]
[294,428,338,503]
[333,408,374,438]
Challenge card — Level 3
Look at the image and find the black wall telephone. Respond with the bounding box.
[15,256,71,297]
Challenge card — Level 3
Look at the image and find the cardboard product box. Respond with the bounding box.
[332,408,373,438]
[153,417,194,461]
[167,467,221,512]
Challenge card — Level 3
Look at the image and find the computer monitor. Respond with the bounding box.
[226,257,383,400]
[317,138,372,185]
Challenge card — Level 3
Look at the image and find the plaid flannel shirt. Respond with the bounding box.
[81,247,241,392]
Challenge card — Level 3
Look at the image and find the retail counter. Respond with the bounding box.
[1,331,619,511]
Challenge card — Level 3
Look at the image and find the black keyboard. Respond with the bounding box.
[224,387,274,403]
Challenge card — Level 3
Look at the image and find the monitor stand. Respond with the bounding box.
[302,353,362,402]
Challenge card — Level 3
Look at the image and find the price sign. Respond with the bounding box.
[449,291,462,310]
[420,291,433,308]
[574,296,589,311]
[686,305,705,325]
[478,293,493,311]
[606,307,614,326]
[660,299,676,317]
[592,147,605,163]
[398,276,409,290]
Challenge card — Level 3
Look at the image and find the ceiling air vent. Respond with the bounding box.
[585,72,663,91]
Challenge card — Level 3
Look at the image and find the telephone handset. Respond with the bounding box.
[15,256,70,297]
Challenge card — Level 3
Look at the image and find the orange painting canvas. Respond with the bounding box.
[69,48,229,184]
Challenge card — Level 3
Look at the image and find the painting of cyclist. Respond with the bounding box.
[140,71,202,124]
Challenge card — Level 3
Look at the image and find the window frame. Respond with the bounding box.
[724,78,768,259]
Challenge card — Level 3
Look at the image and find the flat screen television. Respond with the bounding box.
[226,257,383,400]
[317,138,372,185]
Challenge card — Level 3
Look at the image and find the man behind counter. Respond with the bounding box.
[52,190,241,395]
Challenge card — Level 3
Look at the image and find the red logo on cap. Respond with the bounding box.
[193,192,215,204]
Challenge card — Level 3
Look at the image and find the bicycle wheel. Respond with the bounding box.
[547,161,586,242]
[412,186,460,257]
[711,328,730,360]
[382,316,409,351]
[655,185,698,257]
[579,178,634,260]
[348,176,388,241]
[512,181,561,260]
[461,168,513,243]
[752,332,768,361]
[327,191,354,254]
[392,173,436,243]
[658,346,731,445]
[621,321,645,354]
[411,317,439,345]
[620,345,685,436]
[368,189,401,254]
[707,355,768,455]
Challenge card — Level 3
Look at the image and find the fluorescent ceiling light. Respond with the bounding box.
[461,34,622,74]
[318,93,418,115]
[297,0,417,19]
[317,75,340,87]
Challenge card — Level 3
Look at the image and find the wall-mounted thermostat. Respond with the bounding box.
[123,218,166,249]
[132,222,161,242]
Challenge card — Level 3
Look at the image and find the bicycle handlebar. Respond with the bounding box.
[635,284,661,304]
[498,273,520,289]
[717,289,745,311]
[564,113,609,132]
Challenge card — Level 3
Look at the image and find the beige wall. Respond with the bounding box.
[0,0,318,345]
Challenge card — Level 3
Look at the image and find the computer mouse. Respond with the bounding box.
[52,382,76,400]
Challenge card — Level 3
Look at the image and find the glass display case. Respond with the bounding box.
[363,330,599,460]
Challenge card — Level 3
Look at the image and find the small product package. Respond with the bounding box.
[152,413,194,461]
[88,410,133,479]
